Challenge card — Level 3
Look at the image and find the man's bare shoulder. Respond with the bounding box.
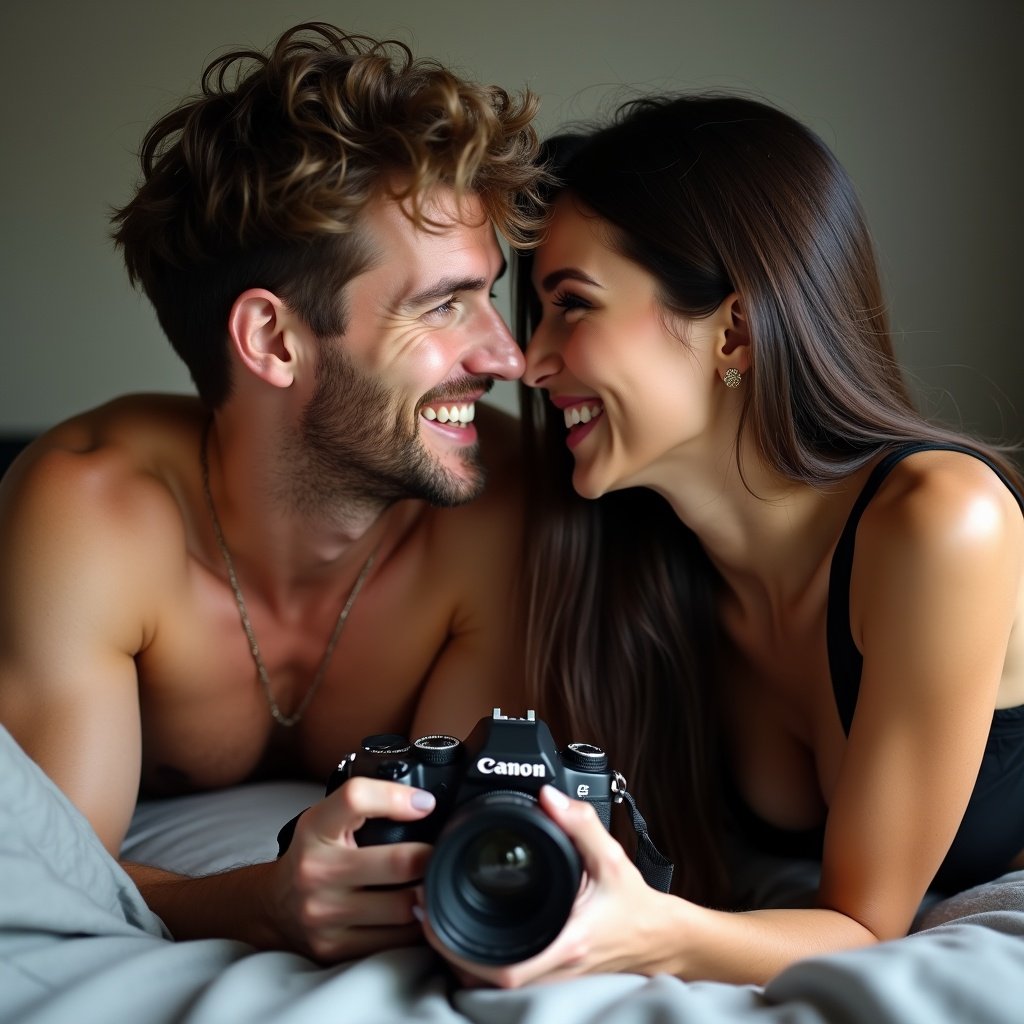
[0,393,207,848]
[0,393,205,583]
[5,392,203,488]
[8,393,204,472]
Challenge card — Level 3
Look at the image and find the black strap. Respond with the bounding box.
[826,442,1024,735]
[826,447,916,734]
[277,809,304,856]
[622,789,675,893]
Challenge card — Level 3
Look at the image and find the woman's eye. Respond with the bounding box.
[551,291,591,317]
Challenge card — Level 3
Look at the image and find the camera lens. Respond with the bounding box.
[425,791,581,965]
[463,828,539,903]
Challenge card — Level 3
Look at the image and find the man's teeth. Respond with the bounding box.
[564,403,604,429]
[422,402,476,426]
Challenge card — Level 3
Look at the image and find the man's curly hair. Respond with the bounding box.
[111,22,547,406]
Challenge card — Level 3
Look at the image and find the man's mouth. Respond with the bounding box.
[420,401,476,428]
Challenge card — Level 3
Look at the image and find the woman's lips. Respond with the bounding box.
[550,397,605,451]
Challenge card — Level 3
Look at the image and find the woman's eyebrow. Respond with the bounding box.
[538,268,601,293]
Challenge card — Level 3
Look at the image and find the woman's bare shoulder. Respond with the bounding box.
[859,448,1022,555]
[849,448,1023,694]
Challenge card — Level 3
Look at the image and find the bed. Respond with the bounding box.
[3,722,1023,1024]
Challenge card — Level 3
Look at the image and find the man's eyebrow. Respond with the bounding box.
[402,258,507,311]
[537,268,601,293]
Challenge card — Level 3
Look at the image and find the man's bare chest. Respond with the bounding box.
[135,557,455,794]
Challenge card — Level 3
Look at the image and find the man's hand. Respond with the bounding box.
[263,776,437,960]
[130,777,437,962]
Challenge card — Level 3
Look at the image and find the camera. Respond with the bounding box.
[327,708,620,966]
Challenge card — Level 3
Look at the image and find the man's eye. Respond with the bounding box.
[425,298,459,319]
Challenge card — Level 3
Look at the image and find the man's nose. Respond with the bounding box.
[464,307,525,381]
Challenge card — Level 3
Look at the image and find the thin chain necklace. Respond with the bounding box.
[200,422,378,727]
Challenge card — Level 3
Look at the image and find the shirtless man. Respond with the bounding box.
[0,23,546,962]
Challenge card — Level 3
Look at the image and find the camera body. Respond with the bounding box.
[327,708,618,965]
[329,707,615,842]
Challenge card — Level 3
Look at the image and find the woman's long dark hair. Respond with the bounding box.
[516,94,1022,907]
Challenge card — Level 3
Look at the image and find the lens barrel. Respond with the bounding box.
[424,790,581,965]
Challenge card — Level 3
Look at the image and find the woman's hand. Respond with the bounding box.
[417,784,683,987]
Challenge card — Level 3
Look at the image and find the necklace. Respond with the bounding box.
[200,423,378,727]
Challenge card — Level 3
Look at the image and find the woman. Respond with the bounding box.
[424,95,1024,986]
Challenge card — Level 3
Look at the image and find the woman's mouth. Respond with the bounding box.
[562,401,603,430]
[559,400,605,450]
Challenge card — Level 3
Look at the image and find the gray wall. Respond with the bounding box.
[2,0,1021,442]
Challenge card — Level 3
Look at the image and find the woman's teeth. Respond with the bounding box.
[422,402,476,426]
[564,403,604,429]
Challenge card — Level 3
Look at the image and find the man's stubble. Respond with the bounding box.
[287,342,489,520]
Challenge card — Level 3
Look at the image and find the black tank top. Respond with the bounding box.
[735,443,1024,893]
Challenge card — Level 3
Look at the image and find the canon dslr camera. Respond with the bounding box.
[328,708,618,966]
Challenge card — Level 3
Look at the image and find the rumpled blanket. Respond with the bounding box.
[3,724,1023,1024]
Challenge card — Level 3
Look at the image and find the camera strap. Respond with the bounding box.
[621,790,675,893]
[277,811,302,856]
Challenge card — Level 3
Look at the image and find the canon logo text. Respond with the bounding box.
[475,757,547,778]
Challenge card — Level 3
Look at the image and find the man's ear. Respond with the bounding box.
[719,292,751,371]
[228,289,298,389]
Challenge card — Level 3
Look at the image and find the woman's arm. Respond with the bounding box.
[817,451,1022,943]
[423,452,1023,987]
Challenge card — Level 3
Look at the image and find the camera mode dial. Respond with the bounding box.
[564,742,609,772]
[413,734,462,766]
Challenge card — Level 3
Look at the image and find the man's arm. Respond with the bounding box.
[0,445,149,853]
[0,444,434,961]
[122,774,435,959]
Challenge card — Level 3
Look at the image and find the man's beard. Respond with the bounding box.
[288,344,489,517]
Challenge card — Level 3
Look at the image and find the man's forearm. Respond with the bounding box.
[123,859,280,948]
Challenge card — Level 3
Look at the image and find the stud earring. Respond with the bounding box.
[723,367,743,389]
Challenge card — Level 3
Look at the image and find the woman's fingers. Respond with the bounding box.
[539,785,630,880]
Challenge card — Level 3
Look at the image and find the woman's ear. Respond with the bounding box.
[228,289,298,389]
[719,292,751,372]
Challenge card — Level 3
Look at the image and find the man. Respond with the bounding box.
[0,23,546,962]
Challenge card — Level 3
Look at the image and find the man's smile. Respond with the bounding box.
[420,401,477,427]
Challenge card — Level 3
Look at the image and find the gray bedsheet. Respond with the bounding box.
[3,723,1023,1024]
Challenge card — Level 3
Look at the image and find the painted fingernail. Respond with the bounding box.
[411,789,436,812]
[411,904,425,922]
[543,784,570,809]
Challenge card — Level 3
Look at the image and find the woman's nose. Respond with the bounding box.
[523,326,563,389]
